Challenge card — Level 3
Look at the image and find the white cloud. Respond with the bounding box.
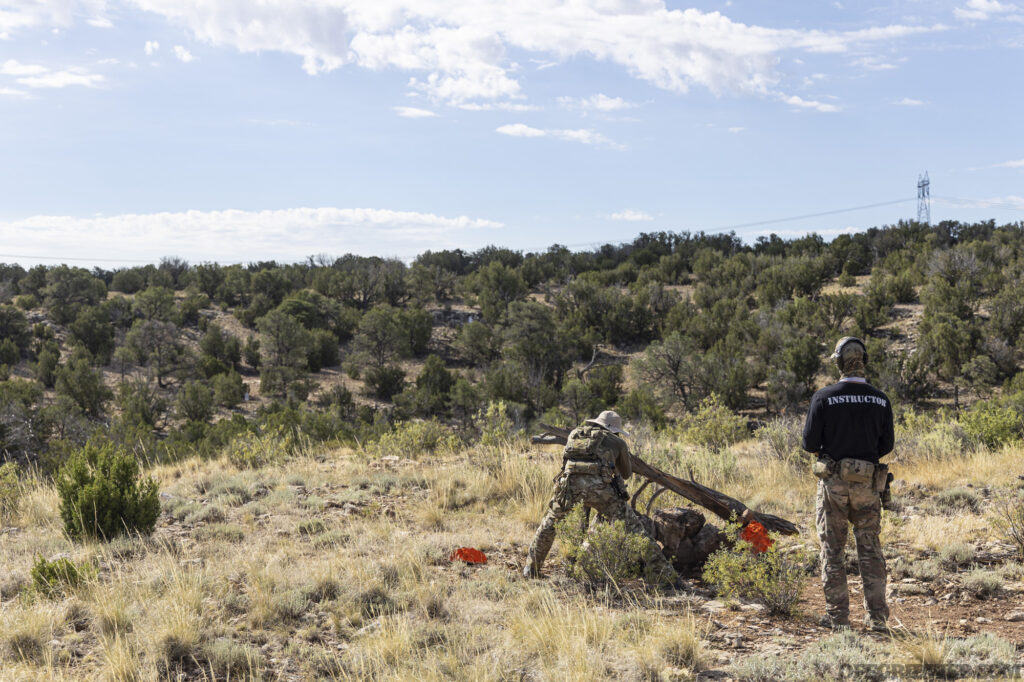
[955,0,1020,20]
[16,70,104,88]
[994,158,1024,168]
[0,0,105,38]
[86,16,113,28]
[779,93,840,112]
[144,40,160,55]
[0,207,504,264]
[728,126,744,133]
[559,93,638,111]
[496,122,621,147]
[394,106,437,118]
[97,0,941,108]
[1,60,49,76]
[496,123,546,138]
[609,210,654,221]
[173,45,195,62]
[895,97,924,106]
[0,87,31,98]
[456,101,540,111]
[852,55,898,71]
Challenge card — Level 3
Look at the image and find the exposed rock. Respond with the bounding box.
[1005,611,1024,622]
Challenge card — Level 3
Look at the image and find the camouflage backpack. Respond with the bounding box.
[562,424,615,467]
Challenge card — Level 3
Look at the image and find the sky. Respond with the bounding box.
[1,0,1023,266]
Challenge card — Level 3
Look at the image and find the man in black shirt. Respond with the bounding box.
[802,337,894,631]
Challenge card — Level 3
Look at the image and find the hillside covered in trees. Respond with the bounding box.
[2,218,1023,467]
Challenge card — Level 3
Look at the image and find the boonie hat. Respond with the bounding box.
[586,410,629,436]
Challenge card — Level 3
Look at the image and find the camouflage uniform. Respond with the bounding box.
[816,473,888,626]
[526,423,676,585]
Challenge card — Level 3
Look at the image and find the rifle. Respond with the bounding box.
[532,423,799,536]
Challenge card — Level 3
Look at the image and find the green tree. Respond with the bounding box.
[68,307,115,365]
[212,370,246,408]
[256,309,312,397]
[34,343,60,388]
[110,269,146,294]
[307,328,339,372]
[55,353,112,417]
[176,380,214,423]
[462,261,527,321]
[132,286,176,321]
[42,265,106,324]
[455,321,497,367]
[198,323,241,377]
[122,320,192,388]
[354,304,409,369]
[0,305,31,356]
[115,380,168,430]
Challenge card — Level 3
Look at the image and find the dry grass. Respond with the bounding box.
[3,430,1023,679]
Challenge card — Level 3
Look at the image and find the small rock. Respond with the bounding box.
[1005,611,1024,622]
[958,619,968,625]
[975,617,992,624]
[702,599,727,613]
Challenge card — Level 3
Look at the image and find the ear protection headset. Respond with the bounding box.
[831,336,868,371]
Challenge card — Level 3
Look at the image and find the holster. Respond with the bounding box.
[871,464,889,493]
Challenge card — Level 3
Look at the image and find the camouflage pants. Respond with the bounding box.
[527,472,677,585]
[816,476,889,624]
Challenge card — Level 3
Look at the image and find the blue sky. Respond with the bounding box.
[1,0,1022,265]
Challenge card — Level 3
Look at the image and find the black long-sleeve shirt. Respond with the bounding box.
[801,379,894,464]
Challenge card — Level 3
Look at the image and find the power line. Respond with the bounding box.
[540,197,917,252]
[703,197,916,232]
[0,253,155,264]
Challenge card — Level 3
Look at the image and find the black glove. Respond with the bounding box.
[612,476,629,500]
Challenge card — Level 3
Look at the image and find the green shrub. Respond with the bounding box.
[224,430,288,469]
[962,569,1001,598]
[675,394,748,451]
[31,555,92,597]
[176,380,214,423]
[194,524,245,543]
[617,386,667,429]
[702,521,805,616]
[365,419,460,459]
[937,541,975,570]
[946,633,1017,675]
[299,519,326,536]
[477,400,515,447]
[795,629,888,682]
[0,462,20,523]
[908,558,942,582]
[55,443,160,540]
[755,417,804,464]
[213,370,246,408]
[554,504,650,587]
[929,487,981,515]
[992,491,1024,560]
[203,637,265,677]
[959,401,1023,449]
[364,364,406,401]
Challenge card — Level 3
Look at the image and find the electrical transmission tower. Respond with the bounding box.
[917,171,930,225]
